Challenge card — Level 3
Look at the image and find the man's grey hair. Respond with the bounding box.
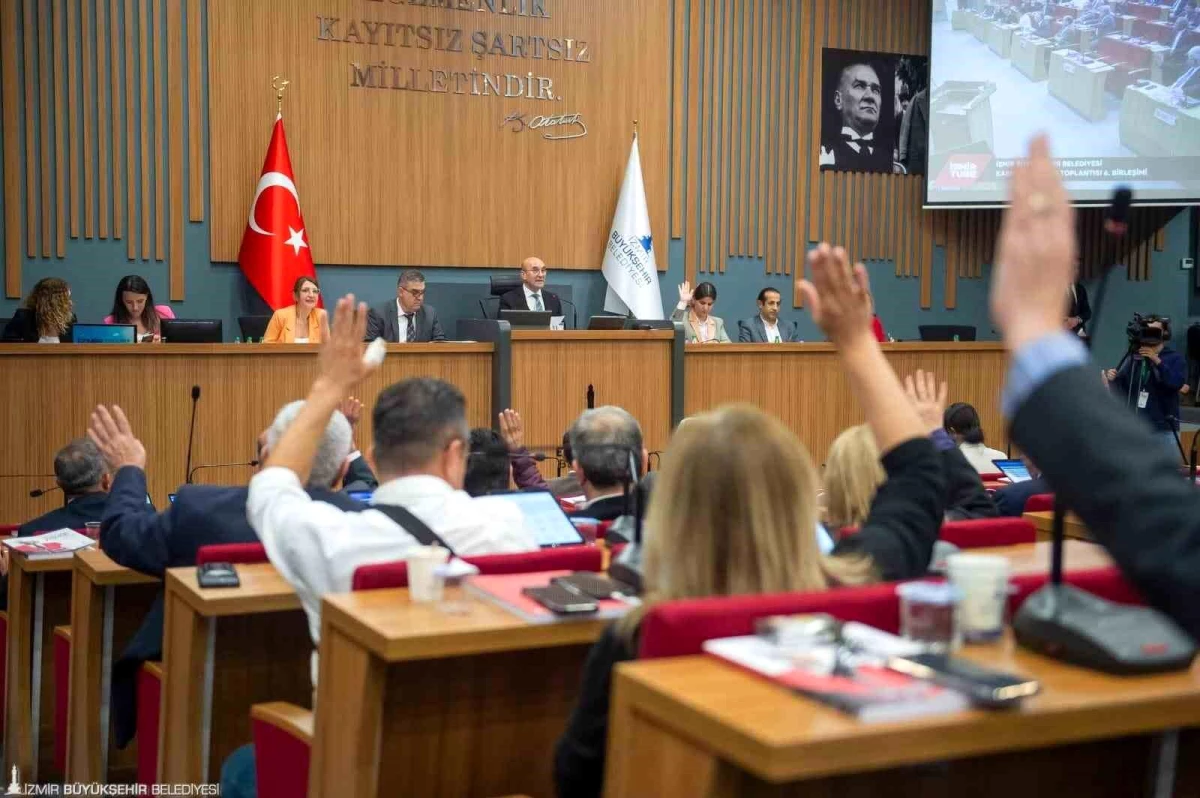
[1189,45,1200,62]
[569,406,643,490]
[55,438,110,495]
[398,269,426,286]
[266,401,353,489]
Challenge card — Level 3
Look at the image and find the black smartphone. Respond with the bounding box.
[197,562,241,589]
[886,653,1039,708]
[551,572,634,600]
[522,584,598,615]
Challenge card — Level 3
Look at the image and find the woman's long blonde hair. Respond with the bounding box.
[822,424,886,532]
[24,278,73,338]
[622,405,874,638]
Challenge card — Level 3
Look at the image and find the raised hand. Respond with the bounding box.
[904,370,949,433]
[338,396,364,427]
[498,408,526,452]
[317,295,377,395]
[797,244,873,348]
[87,405,147,471]
[677,281,693,305]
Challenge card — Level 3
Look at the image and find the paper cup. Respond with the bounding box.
[406,545,450,603]
[946,553,1010,643]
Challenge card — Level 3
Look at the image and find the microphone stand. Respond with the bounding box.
[187,460,259,484]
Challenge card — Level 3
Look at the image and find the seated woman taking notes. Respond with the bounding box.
[263,276,328,344]
[554,244,947,798]
[104,275,175,341]
[670,280,731,343]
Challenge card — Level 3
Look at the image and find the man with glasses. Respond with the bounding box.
[366,269,446,343]
[498,256,564,316]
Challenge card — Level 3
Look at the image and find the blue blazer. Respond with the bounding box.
[993,476,1051,517]
[101,466,365,749]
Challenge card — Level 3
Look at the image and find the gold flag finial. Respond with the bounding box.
[272,76,290,116]
[633,119,639,140]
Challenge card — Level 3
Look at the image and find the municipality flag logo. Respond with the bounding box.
[602,137,663,320]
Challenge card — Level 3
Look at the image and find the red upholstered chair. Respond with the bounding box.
[977,472,1004,483]
[939,518,1037,548]
[0,525,19,535]
[53,626,72,775]
[1023,493,1055,513]
[350,545,602,590]
[137,663,163,785]
[639,582,902,659]
[256,544,603,798]
[194,542,269,565]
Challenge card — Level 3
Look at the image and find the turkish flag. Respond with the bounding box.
[237,116,318,310]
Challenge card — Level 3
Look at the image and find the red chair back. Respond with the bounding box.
[977,472,1004,482]
[137,665,163,785]
[53,629,70,774]
[939,518,1036,548]
[350,545,603,591]
[253,717,311,798]
[195,543,268,565]
[0,525,19,536]
[639,582,902,659]
[1023,493,1055,513]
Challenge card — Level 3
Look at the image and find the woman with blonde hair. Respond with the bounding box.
[554,244,947,798]
[823,424,887,531]
[3,277,75,343]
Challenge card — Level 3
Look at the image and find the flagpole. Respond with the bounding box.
[272,75,290,118]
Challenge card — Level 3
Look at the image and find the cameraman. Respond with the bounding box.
[1103,315,1186,456]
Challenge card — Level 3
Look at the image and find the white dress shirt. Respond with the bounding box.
[957,442,1009,474]
[395,299,411,343]
[524,284,545,311]
[762,317,782,343]
[247,468,537,686]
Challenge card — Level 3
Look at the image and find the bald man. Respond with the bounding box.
[498,256,564,315]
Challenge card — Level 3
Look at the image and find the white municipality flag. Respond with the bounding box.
[602,135,664,319]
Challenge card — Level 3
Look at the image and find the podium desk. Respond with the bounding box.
[159,563,311,785]
[1024,510,1093,541]
[605,635,1200,797]
[1049,49,1114,121]
[1120,83,1200,157]
[510,330,681,478]
[951,8,972,30]
[972,13,988,41]
[4,552,75,782]
[309,585,609,798]
[987,22,1020,58]
[685,342,1008,465]
[65,549,160,784]
[1012,34,1054,81]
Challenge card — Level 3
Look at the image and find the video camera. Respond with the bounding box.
[1126,313,1170,347]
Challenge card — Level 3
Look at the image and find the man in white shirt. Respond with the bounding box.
[247,296,537,685]
[498,256,565,317]
[565,406,648,522]
[737,287,801,343]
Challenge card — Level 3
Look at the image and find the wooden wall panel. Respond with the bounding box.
[670,0,683,240]
[109,0,123,240]
[138,0,150,261]
[168,0,185,298]
[81,0,95,240]
[123,0,136,261]
[39,0,53,257]
[153,0,165,262]
[683,0,702,286]
[1,2,20,296]
[68,0,79,239]
[718,0,733,274]
[53,0,67,256]
[96,0,110,240]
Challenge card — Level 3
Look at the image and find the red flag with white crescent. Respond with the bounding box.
[237,115,318,310]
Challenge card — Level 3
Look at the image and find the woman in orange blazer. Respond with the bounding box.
[263,276,329,343]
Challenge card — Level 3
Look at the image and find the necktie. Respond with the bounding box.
[405,313,416,342]
[533,293,544,312]
[771,333,781,344]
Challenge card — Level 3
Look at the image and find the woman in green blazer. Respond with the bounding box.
[670,281,731,343]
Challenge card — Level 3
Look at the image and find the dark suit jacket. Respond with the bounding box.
[823,137,894,173]
[365,300,445,343]
[941,445,999,521]
[993,476,1050,517]
[498,287,563,316]
[2,308,75,342]
[1068,282,1091,335]
[100,466,365,748]
[17,492,109,537]
[1011,364,1200,638]
[737,316,802,343]
[341,454,379,494]
[568,494,630,523]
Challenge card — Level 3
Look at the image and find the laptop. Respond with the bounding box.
[992,459,1032,483]
[490,490,586,548]
[71,323,136,343]
[347,490,374,504]
[499,310,553,329]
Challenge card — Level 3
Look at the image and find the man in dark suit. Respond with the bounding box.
[366,269,446,343]
[86,400,364,751]
[16,439,114,536]
[498,256,564,316]
[565,406,647,522]
[993,134,1200,638]
[819,61,893,173]
[992,457,1051,516]
[738,288,802,342]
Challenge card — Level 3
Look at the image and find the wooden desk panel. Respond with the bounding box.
[0,344,493,519]
[66,549,160,783]
[1024,510,1092,541]
[685,343,1009,461]
[511,331,676,475]
[159,564,311,785]
[607,635,1200,796]
[4,553,74,782]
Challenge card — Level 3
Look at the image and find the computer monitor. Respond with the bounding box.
[992,459,1032,484]
[71,323,136,343]
[918,325,977,342]
[161,319,223,344]
[490,490,586,548]
[499,309,553,329]
[587,315,626,331]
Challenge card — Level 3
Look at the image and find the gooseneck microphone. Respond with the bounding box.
[187,459,260,484]
[558,297,579,330]
[29,485,62,498]
[184,385,201,484]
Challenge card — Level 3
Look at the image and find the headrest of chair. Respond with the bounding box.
[490,275,523,297]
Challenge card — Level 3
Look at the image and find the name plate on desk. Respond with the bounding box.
[1154,108,1178,126]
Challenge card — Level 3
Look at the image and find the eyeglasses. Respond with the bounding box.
[522,267,547,275]
[400,286,426,299]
